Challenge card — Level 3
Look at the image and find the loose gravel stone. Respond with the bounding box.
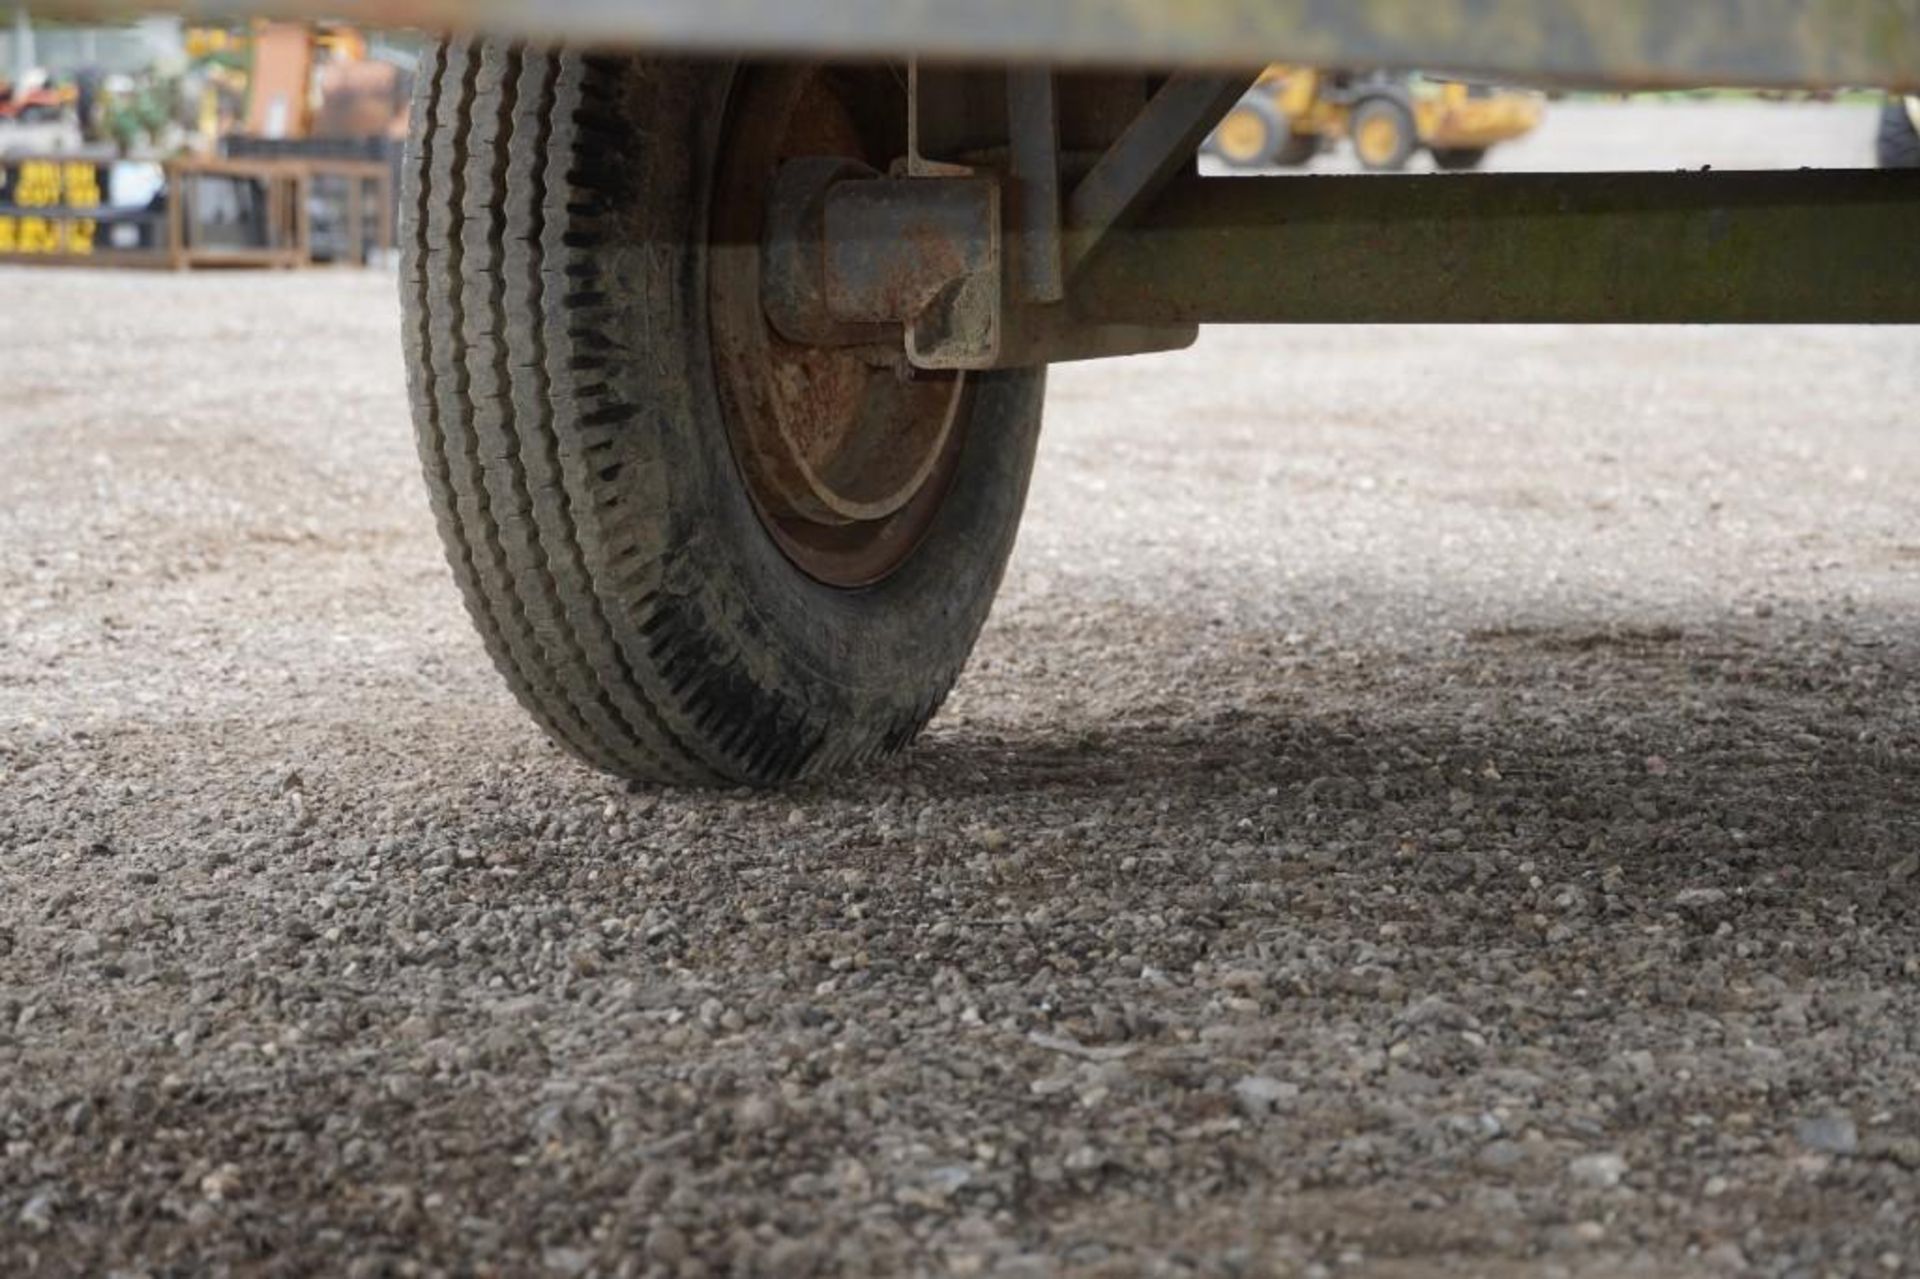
[1231,1075,1300,1118]
[1567,1153,1630,1190]
[1797,1112,1862,1157]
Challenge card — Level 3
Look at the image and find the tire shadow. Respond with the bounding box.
[879,610,1919,909]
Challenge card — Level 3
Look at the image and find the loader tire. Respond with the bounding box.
[1352,97,1418,172]
[401,43,1045,786]
[1878,97,1920,169]
[1207,94,1284,168]
[1273,132,1320,168]
[1431,147,1488,171]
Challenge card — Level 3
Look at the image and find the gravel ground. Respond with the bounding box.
[4,105,1919,1277]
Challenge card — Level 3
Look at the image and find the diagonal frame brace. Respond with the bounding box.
[1061,72,1258,276]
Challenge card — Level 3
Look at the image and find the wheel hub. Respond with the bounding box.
[1215,105,1269,163]
[1357,113,1401,165]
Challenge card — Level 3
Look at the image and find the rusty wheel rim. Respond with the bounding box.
[709,66,969,589]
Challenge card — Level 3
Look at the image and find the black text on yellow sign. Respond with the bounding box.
[0,215,98,255]
[0,160,107,256]
[7,160,105,210]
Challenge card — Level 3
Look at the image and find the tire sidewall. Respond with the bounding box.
[1879,98,1920,169]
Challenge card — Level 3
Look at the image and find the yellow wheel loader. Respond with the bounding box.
[1206,66,1544,171]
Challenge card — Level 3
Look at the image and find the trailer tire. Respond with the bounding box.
[401,42,1045,786]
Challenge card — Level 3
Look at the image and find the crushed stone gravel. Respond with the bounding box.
[4,104,1919,1277]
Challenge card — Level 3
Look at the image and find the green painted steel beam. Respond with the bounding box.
[1072,170,1920,325]
[23,0,1920,92]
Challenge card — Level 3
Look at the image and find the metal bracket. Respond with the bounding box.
[824,177,1003,369]
[762,157,1005,369]
[905,63,1221,365]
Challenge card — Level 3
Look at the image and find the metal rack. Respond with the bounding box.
[0,154,393,269]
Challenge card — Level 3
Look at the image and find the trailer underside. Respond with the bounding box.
[31,0,1920,92]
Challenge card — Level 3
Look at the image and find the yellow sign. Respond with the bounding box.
[0,214,98,255]
[0,160,105,256]
[61,162,103,209]
[9,159,101,209]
